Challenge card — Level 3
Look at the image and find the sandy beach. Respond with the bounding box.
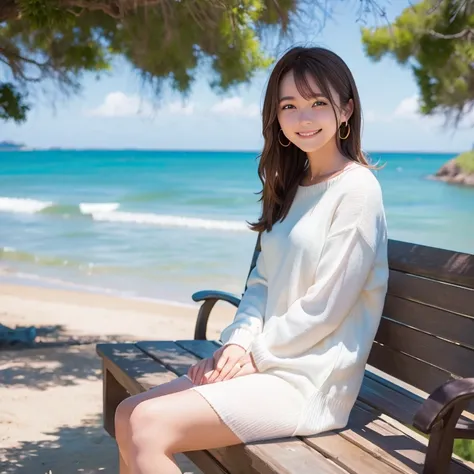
[0,283,236,474]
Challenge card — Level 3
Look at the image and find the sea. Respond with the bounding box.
[0,150,473,306]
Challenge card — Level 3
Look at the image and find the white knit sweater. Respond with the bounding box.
[220,162,389,435]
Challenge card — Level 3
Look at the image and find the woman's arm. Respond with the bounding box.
[220,248,268,351]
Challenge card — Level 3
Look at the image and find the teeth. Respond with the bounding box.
[298,131,319,137]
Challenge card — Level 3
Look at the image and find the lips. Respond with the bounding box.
[296,129,322,138]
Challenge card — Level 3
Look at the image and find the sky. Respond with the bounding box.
[1,1,473,153]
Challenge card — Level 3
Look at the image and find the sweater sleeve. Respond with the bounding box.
[251,189,384,371]
[220,248,268,351]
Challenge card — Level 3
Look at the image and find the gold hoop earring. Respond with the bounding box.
[338,121,350,140]
[278,129,291,147]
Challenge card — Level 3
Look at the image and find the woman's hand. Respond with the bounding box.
[187,357,214,385]
[206,344,247,383]
[232,352,259,379]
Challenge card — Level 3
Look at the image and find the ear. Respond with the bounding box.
[340,99,354,123]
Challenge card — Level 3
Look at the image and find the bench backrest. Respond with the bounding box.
[245,235,474,401]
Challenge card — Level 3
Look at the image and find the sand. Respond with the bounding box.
[0,283,236,474]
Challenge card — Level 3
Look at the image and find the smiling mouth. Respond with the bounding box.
[296,129,322,138]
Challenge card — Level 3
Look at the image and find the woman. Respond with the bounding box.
[115,45,389,474]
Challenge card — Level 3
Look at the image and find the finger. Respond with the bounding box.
[214,358,238,382]
[214,353,228,372]
[188,360,201,381]
[222,362,242,381]
[190,365,200,385]
[187,364,196,382]
[192,359,208,384]
[207,355,228,383]
[200,359,216,385]
[195,362,207,385]
[234,363,254,379]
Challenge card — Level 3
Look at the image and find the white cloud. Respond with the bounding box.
[365,96,426,125]
[393,95,420,120]
[87,92,152,118]
[391,95,474,128]
[86,92,195,118]
[211,97,260,117]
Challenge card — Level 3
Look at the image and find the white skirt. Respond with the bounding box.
[188,372,305,443]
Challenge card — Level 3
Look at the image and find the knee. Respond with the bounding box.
[115,396,136,440]
[128,400,170,451]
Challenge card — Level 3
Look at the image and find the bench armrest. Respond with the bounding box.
[192,290,241,308]
[413,377,474,437]
[191,290,241,340]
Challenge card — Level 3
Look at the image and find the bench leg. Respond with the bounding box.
[102,362,130,438]
[423,404,464,474]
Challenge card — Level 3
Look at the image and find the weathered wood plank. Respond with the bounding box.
[366,368,474,420]
[387,270,474,319]
[210,439,348,474]
[184,451,229,474]
[353,401,474,474]
[97,343,176,393]
[135,341,349,474]
[303,424,411,474]
[176,339,220,359]
[374,317,474,379]
[383,293,474,349]
[136,340,198,377]
[102,360,130,437]
[367,342,454,396]
[387,240,474,289]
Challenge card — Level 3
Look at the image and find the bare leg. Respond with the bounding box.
[115,376,195,472]
[128,388,242,474]
[119,451,129,474]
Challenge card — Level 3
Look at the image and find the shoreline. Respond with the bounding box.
[0,281,236,347]
[0,269,200,310]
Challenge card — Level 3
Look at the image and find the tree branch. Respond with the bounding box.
[428,27,474,39]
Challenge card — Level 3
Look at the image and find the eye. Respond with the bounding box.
[281,104,294,110]
[313,100,327,107]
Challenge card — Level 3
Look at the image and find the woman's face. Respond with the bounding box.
[277,70,352,153]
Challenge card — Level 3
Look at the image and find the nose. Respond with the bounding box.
[299,110,313,124]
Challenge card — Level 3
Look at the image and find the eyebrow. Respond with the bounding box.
[279,94,326,103]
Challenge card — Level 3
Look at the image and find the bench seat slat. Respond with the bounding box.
[350,402,474,474]
[304,418,416,474]
[97,342,176,393]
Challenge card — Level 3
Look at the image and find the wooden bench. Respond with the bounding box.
[97,238,474,474]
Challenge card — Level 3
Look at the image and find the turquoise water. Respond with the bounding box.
[0,149,472,304]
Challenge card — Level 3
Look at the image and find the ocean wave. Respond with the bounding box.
[0,197,53,213]
[79,202,120,214]
[0,196,121,217]
[90,211,250,231]
[0,196,247,231]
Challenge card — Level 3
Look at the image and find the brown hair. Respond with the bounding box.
[249,46,376,233]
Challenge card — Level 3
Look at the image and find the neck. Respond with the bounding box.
[306,139,349,179]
